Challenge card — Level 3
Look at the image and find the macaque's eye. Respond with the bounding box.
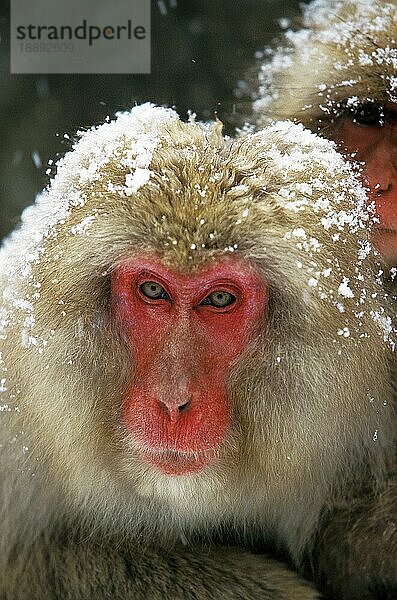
[201,291,236,308]
[140,281,170,301]
[349,102,384,126]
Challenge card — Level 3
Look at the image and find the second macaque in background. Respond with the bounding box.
[253,0,397,265]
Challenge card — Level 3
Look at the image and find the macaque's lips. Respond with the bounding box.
[141,449,217,475]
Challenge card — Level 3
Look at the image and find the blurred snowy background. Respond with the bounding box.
[0,0,300,240]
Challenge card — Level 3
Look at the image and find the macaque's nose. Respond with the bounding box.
[365,159,394,195]
[364,134,397,195]
[157,395,192,420]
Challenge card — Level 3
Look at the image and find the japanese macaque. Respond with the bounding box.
[253,0,397,264]
[0,104,395,600]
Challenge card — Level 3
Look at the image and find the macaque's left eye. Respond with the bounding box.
[140,281,170,300]
[349,102,384,126]
[201,291,236,308]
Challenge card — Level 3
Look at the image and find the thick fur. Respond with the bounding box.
[314,477,397,600]
[253,0,397,133]
[0,105,395,599]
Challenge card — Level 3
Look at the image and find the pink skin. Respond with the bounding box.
[331,102,397,264]
[111,257,267,476]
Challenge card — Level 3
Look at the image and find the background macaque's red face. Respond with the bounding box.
[331,102,397,264]
[112,258,267,476]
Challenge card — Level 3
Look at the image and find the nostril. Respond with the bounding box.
[178,400,190,413]
[157,396,192,417]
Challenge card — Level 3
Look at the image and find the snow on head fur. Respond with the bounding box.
[253,0,397,130]
[0,103,394,355]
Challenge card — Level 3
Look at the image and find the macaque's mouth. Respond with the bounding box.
[140,448,218,476]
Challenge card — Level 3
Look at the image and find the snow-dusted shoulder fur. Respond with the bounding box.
[253,0,397,131]
[0,104,395,599]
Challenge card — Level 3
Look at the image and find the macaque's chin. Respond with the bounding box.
[372,230,397,265]
[140,449,216,476]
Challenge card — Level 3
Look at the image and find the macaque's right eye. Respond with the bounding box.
[349,102,384,126]
[140,281,170,301]
[201,290,236,308]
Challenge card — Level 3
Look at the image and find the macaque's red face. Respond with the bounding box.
[330,101,397,264]
[111,258,267,476]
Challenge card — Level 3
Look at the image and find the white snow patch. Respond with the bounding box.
[71,215,96,236]
[338,277,354,299]
[125,168,152,196]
